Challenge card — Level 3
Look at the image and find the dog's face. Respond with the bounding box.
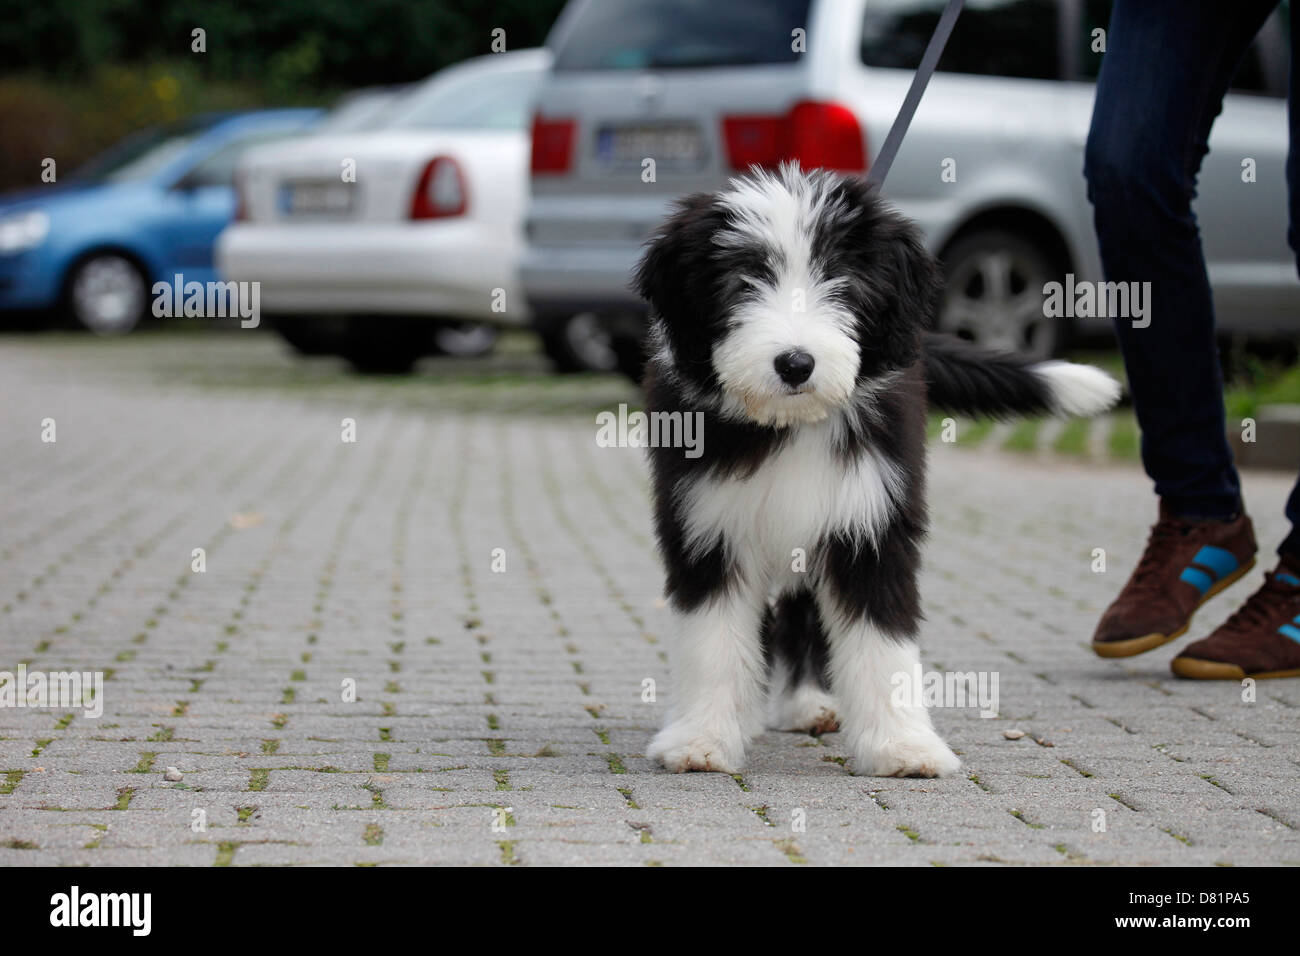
[636,164,940,427]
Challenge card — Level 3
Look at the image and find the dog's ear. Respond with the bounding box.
[874,219,940,370]
[634,192,719,314]
[830,180,940,376]
[634,193,730,377]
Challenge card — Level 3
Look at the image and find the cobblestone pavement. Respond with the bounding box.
[2,333,1298,866]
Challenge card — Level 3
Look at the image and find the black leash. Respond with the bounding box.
[863,0,966,191]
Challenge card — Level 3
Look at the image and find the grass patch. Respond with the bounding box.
[1108,414,1140,459]
[363,781,388,810]
[1009,809,1045,829]
[1053,417,1090,456]
[775,838,807,864]
[1003,419,1041,453]
[130,752,157,774]
[1225,358,1300,420]
[956,417,996,446]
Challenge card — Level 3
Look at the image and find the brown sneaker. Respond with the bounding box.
[1171,557,1300,679]
[1091,502,1256,658]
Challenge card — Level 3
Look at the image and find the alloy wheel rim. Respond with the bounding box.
[72,256,145,335]
[565,312,617,371]
[941,249,1053,359]
[433,322,498,357]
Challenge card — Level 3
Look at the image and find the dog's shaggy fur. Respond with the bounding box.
[635,164,1119,777]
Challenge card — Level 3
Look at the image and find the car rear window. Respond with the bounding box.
[861,0,1060,81]
[553,0,812,71]
[383,66,541,130]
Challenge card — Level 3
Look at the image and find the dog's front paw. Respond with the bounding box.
[648,722,744,773]
[851,732,960,778]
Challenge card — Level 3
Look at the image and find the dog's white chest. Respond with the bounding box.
[682,424,900,572]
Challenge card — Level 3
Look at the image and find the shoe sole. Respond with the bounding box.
[1170,658,1300,680]
[1090,556,1256,659]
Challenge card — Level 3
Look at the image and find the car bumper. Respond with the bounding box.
[0,250,61,310]
[216,222,529,324]
[520,240,647,318]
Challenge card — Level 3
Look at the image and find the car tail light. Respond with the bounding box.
[722,100,867,173]
[530,114,576,174]
[411,156,468,219]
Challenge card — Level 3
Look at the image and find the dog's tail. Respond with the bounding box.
[921,333,1121,419]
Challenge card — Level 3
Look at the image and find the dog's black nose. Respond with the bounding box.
[774,350,815,386]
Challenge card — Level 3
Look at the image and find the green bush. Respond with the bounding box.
[0,63,282,189]
[0,0,565,190]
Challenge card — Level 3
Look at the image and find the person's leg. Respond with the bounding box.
[1280,6,1300,560]
[1085,0,1275,660]
[1084,0,1278,519]
[1173,22,1300,674]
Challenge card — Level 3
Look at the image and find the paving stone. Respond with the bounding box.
[1,335,1298,865]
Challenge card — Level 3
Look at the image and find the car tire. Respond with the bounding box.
[539,312,619,373]
[339,317,429,375]
[430,322,499,358]
[66,252,149,335]
[938,230,1066,359]
[269,316,348,356]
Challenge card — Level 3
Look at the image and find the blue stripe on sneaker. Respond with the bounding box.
[1191,545,1239,580]
[1278,624,1300,645]
[1179,567,1213,596]
[1278,573,1300,586]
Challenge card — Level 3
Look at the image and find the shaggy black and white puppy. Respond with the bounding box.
[635,164,1119,778]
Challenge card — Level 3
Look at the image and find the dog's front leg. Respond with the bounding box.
[815,534,961,778]
[648,583,766,774]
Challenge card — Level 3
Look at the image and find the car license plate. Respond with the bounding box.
[596,123,704,170]
[280,181,356,217]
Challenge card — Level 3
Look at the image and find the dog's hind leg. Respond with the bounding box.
[648,577,768,774]
[763,592,839,734]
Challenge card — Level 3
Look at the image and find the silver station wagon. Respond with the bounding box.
[522,0,1296,375]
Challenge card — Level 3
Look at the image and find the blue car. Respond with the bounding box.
[0,109,320,334]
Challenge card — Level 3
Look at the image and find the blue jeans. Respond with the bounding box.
[1084,0,1300,556]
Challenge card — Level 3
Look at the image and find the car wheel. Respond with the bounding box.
[339,317,428,375]
[430,322,499,358]
[939,230,1064,360]
[67,253,148,335]
[539,312,619,373]
[269,316,348,356]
